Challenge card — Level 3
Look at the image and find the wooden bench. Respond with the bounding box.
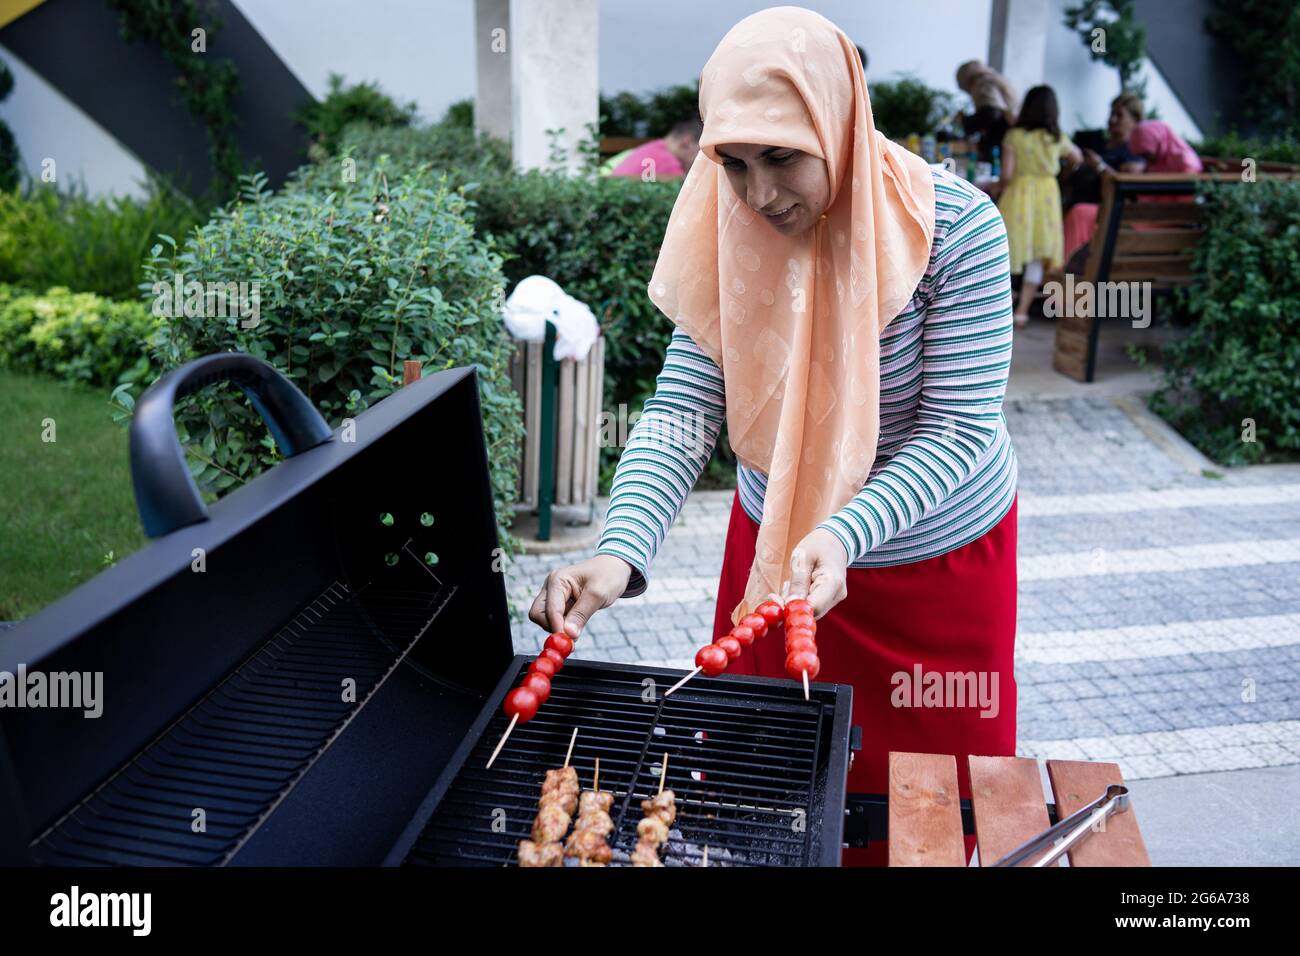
[887,751,1151,866]
[1052,170,1299,382]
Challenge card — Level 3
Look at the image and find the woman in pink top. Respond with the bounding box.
[1127,120,1203,173]
[610,115,702,180]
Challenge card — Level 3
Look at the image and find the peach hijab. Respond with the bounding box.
[647,6,937,626]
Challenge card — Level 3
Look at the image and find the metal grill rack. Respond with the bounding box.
[393,658,852,867]
[32,581,455,866]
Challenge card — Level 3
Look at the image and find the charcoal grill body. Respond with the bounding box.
[0,360,512,865]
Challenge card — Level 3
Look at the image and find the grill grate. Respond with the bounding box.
[31,580,455,866]
[400,659,847,867]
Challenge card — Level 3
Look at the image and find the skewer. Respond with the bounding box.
[802,669,810,700]
[563,726,579,768]
[658,752,669,796]
[594,757,600,793]
[664,667,702,698]
[486,713,518,770]
[701,845,708,867]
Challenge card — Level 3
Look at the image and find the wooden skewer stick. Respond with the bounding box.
[563,726,579,768]
[701,845,708,867]
[664,667,702,698]
[802,669,810,701]
[594,757,600,793]
[486,713,518,770]
[657,752,669,796]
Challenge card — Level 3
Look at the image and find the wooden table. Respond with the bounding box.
[887,751,1151,866]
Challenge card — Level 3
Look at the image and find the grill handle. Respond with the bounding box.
[129,352,333,537]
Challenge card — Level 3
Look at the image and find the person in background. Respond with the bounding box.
[607,114,703,179]
[955,60,1019,162]
[1061,93,1146,265]
[992,84,1082,326]
[1127,118,1203,174]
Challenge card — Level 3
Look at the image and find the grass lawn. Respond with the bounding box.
[0,371,145,620]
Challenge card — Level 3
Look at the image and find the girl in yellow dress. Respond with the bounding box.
[993,85,1082,326]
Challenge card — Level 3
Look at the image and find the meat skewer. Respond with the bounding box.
[517,727,581,866]
[631,753,676,867]
[563,758,614,867]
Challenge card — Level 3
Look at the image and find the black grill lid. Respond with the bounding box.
[0,355,513,863]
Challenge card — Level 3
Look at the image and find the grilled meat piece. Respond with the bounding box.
[578,790,614,816]
[573,811,614,837]
[532,802,572,843]
[636,815,669,844]
[640,790,677,827]
[630,840,664,867]
[517,838,564,867]
[564,827,613,864]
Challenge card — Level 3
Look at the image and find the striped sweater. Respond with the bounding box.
[597,165,1018,598]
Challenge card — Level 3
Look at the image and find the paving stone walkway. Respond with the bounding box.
[504,393,1300,787]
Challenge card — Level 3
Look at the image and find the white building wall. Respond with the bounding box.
[0,44,150,198]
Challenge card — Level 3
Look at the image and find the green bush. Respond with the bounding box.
[871,73,957,139]
[138,170,524,546]
[599,83,700,138]
[0,284,156,388]
[296,73,419,158]
[1151,179,1300,464]
[1193,131,1300,167]
[0,179,205,301]
[0,57,19,192]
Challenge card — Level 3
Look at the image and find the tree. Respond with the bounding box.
[1064,0,1148,101]
[1206,0,1300,138]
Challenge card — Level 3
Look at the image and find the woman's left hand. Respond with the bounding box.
[787,528,850,620]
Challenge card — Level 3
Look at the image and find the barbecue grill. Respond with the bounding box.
[0,353,855,867]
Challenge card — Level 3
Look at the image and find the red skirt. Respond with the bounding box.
[714,489,1019,866]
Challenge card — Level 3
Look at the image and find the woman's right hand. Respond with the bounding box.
[528,554,634,640]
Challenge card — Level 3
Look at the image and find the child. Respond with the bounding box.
[993,85,1082,326]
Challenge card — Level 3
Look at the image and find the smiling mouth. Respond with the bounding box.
[763,204,798,222]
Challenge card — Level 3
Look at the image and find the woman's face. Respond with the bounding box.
[1107,103,1137,143]
[714,143,831,237]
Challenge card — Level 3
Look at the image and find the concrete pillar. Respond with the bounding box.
[474,0,512,141]
[509,0,599,173]
[988,0,1049,111]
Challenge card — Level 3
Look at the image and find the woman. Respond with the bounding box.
[1061,93,1147,266]
[527,6,1020,867]
[955,60,1019,162]
[992,85,1083,325]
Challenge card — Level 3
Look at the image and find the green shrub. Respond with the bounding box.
[0,284,156,388]
[871,73,957,139]
[138,170,524,546]
[296,73,419,157]
[599,83,700,138]
[0,57,19,192]
[0,179,205,301]
[1193,131,1300,167]
[1151,179,1300,464]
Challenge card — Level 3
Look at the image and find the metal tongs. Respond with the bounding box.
[990,784,1131,867]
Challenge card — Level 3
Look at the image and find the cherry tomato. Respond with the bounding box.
[786,635,818,656]
[755,601,784,627]
[504,686,540,722]
[785,612,816,632]
[521,672,552,702]
[545,633,574,658]
[740,613,768,639]
[695,645,729,677]
[784,598,814,618]
[540,647,566,671]
[729,624,756,647]
[785,624,815,646]
[785,650,821,681]
[529,655,558,679]
[716,635,742,660]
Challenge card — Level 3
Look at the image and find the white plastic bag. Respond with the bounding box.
[501,275,599,361]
